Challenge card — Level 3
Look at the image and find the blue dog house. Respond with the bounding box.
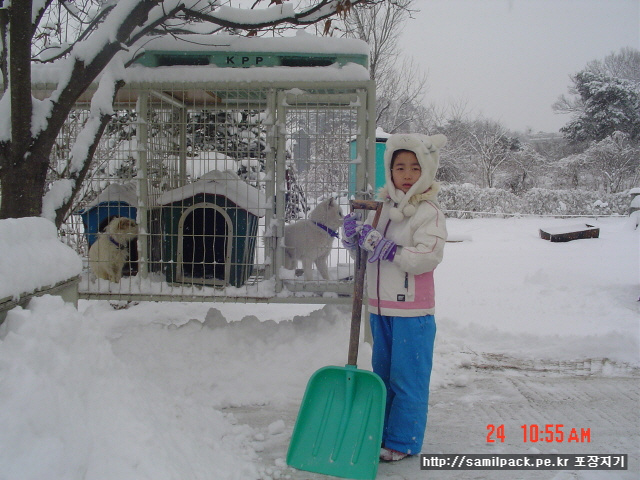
[77,182,138,275]
[158,171,267,288]
[77,182,138,247]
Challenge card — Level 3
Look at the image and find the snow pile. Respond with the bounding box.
[0,298,262,480]
[0,217,82,300]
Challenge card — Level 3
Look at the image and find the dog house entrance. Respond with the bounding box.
[177,203,232,286]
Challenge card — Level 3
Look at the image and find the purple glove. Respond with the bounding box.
[357,225,397,262]
[342,212,360,240]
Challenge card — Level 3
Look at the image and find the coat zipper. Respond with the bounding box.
[377,217,393,316]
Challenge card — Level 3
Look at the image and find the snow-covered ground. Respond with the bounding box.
[0,216,638,480]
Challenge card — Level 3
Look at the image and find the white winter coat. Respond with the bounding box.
[364,186,447,317]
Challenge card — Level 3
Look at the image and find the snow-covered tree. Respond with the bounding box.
[463,119,519,188]
[499,143,546,194]
[560,71,640,143]
[554,48,640,144]
[580,131,640,193]
[435,118,470,184]
[0,0,385,226]
[583,47,640,91]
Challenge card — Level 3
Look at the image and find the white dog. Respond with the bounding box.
[283,197,343,281]
[89,217,138,283]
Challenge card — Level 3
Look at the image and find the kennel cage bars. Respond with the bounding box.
[48,78,376,304]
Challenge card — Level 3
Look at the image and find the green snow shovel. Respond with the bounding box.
[287,200,385,480]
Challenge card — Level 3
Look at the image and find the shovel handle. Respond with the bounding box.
[350,199,381,212]
[347,200,383,366]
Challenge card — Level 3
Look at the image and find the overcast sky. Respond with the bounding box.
[398,0,640,133]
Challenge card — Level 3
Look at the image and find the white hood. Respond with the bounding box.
[382,133,447,221]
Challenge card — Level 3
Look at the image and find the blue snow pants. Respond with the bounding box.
[370,313,436,455]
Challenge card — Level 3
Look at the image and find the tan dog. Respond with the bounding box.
[283,197,343,281]
[89,217,138,283]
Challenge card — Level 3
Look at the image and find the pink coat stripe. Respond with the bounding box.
[369,298,435,310]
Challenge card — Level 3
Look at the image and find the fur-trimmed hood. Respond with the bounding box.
[377,182,441,207]
[382,133,447,221]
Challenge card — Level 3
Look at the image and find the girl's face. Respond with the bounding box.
[391,151,421,193]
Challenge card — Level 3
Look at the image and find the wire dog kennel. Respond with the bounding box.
[40,34,377,304]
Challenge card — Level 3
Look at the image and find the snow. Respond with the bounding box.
[140,31,369,56]
[183,151,241,179]
[82,182,138,210]
[71,0,146,65]
[0,217,82,300]
[157,170,268,217]
[213,4,295,25]
[105,62,370,86]
[0,216,638,479]
[41,179,76,223]
[375,127,391,141]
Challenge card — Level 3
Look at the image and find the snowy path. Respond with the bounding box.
[412,366,639,480]
[231,354,639,480]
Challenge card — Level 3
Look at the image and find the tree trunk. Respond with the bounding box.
[9,0,31,151]
[0,0,158,222]
[0,152,49,218]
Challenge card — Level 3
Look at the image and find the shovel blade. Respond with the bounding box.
[287,365,386,480]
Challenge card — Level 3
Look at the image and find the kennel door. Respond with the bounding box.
[177,202,232,286]
[272,89,370,294]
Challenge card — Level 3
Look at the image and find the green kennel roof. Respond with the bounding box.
[134,33,369,69]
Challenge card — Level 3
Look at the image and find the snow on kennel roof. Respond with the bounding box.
[127,32,368,83]
[123,61,369,86]
[31,32,370,87]
[83,182,138,210]
[138,31,369,57]
[158,170,268,218]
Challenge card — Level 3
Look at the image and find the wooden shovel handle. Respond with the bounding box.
[347,200,383,366]
[350,199,381,212]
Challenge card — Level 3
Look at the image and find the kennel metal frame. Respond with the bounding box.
[42,60,376,304]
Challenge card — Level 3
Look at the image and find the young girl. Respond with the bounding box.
[342,133,448,462]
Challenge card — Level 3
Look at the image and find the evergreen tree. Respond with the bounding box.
[558,70,640,143]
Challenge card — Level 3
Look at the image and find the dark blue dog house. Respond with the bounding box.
[158,171,267,288]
